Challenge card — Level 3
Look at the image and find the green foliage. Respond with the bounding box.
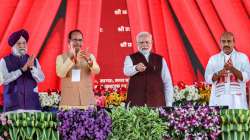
[108,106,168,140]
[7,112,59,140]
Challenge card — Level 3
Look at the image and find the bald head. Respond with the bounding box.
[221,32,234,41]
[220,31,235,55]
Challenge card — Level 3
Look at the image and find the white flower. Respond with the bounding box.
[39,91,61,107]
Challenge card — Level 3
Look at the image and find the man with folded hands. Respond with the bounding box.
[205,32,250,109]
[0,29,45,113]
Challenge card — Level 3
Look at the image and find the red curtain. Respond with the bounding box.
[127,0,199,83]
[0,0,61,58]
[212,0,250,54]
[38,18,65,90]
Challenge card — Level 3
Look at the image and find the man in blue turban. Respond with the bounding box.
[0,29,45,113]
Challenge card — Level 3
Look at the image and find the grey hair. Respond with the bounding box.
[136,32,152,42]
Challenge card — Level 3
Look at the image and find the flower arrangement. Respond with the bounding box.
[173,81,211,106]
[94,85,127,108]
[0,113,12,140]
[39,89,61,108]
[108,106,167,140]
[194,82,211,104]
[159,105,221,140]
[57,108,112,140]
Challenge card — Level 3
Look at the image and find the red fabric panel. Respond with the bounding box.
[77,0,102,57]
[147,0,170,64]
[63,0,79,52]
[0,0,18,41]
[0,0,34,58]
[169,0,219,69]
[196,70,205,82]
[96,0,133,80]
[23,0,61,57]
[242,0,250,16]
[126,0,152,52]
[212,0,250,57]
[0,0,34,105]
[161,0,196,84]
[38,19,64,91]
[196,0,225,47]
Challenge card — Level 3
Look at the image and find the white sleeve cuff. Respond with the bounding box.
[205,73,214,84]
[242,71,249,82]
[133,65,138,72]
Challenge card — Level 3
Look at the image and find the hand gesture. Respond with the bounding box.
[68,51,75,60]
[217,69,227,77]
[224,59,233,72]
[212,69,226,82]
[21,55,35,72]
[28,55,35,68]
[68,45,80,59]
[78,48,90,60]
[135,62,146,72]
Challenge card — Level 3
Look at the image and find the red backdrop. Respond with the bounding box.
[0,0,250,105]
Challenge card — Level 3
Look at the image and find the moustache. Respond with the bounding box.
[223,46,230,49]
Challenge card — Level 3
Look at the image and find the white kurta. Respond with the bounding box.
[123,52,174,106]
[205,50,250,109]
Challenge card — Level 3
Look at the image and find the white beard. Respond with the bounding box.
[138,47,151,55]
[12,47,27,56]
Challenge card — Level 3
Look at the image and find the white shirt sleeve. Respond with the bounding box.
[161,58,174,107]
[30,59,45,83]
[240,54,250,82]
[123,56,139,77]
[0,58,22,85]
[205,57,216,84]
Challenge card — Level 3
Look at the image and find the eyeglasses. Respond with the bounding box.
[70,39,83,42]
[15,42,27,46]
[137,41,152,45]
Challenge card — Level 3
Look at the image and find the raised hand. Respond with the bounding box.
[212,69,227,82]
[78,48,90,60]
[21,55,34,72]
[28,55,35,68]
[224,58,233,72]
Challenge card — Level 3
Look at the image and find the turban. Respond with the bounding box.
[8,29,29,47]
